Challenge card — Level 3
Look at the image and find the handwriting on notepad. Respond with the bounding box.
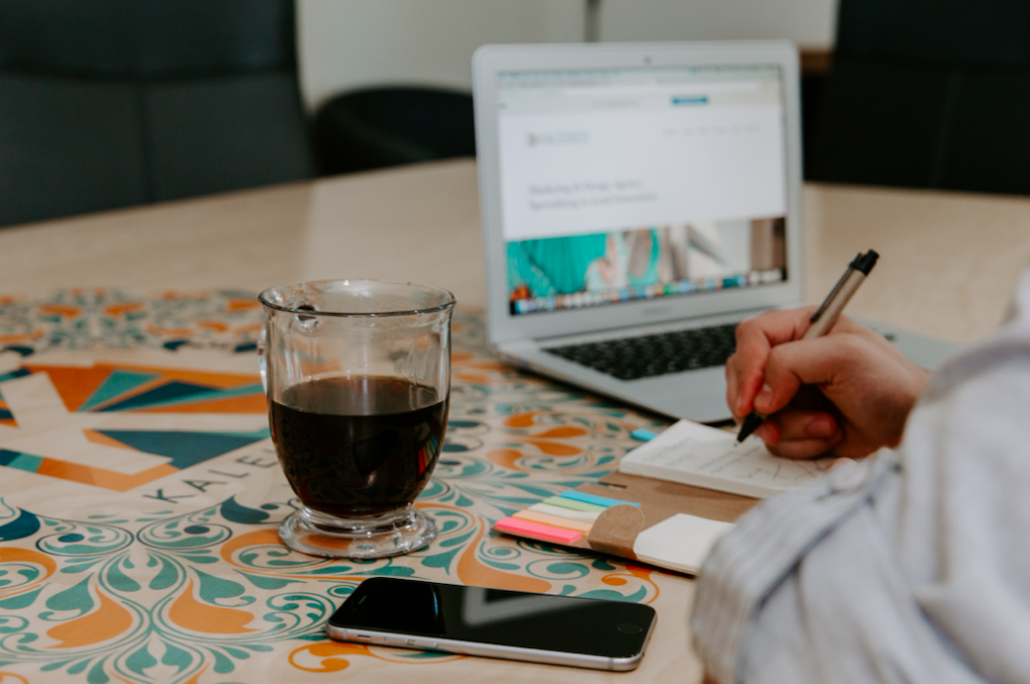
[619,420,834,498]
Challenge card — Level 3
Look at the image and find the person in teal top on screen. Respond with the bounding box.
[507,234,606,296]
[624,229,660,289]
[507,229,661,298]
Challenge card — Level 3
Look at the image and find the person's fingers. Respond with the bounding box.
[754,382,775,413]
[729,310,882,418]
[767,431,844,459]
[725,353,742,420]
[751,409,839,448]
[724,345,753,418]
[771,409,840,441]
[754,414,844,459]
[753,420,780,445]
[731,308,817,415]
[752,334,867,415]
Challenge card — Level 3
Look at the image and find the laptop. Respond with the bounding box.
[472,41,955,422]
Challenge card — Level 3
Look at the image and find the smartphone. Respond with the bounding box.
[326,577,657,671]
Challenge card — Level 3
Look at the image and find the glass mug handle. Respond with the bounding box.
[257,323,268,395]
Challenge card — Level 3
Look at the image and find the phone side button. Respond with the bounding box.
[413,640,438,650]
[353,634,373,642]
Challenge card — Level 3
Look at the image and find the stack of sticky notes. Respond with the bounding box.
[494,490,641,544]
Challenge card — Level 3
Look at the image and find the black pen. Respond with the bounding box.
[735,250,880,445]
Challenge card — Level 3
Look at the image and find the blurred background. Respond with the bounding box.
[4,0,1029,228]
[296,0,834,110]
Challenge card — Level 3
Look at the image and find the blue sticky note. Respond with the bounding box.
[631,428,658,442]
[559,490,641,508]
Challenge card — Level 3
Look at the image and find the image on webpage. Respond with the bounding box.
[508,217,786,315]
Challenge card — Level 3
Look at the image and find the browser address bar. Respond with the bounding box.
[540,80,764,98]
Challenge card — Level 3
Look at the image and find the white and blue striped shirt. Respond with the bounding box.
[691,270,1030,684]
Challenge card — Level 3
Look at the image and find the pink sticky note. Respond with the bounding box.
[495,517,582,544]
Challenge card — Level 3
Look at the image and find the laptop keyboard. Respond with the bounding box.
[543,323,738,381]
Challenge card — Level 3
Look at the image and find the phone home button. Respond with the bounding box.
[617,622,642,634]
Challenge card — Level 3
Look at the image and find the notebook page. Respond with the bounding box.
[619,420,833,498]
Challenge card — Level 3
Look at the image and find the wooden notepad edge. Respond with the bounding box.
[491,470,759,575]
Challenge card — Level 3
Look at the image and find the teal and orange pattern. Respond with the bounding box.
[0,362,267,492]
[0,292,673,684]
[0,289,263,355]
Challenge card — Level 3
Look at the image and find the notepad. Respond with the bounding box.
[618,419,834,498]
[496,490,640,545]
[492,485,742,575]
[632,513,735,574]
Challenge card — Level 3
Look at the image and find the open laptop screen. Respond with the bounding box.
[496,64,788,316]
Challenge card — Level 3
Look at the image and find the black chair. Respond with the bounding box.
[315,86,475,176]
[808,0,1030,195]
[0,0,315,227]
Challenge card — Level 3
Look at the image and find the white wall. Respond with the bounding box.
[298,0,838,113]
[599,0,836,48]
[297,0,585,111]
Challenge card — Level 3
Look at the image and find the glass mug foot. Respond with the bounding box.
[278,504,437,559]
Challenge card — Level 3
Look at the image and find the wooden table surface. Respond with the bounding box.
[4,157,1030,343]
[1,159,1028,684]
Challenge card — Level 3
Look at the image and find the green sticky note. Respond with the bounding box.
[541,496,606,513]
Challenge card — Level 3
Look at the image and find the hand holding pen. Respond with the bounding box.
[725,251,930,460]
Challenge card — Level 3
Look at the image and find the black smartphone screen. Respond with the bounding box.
[328,577,656,659]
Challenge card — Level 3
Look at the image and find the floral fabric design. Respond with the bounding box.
[0,292,673,683]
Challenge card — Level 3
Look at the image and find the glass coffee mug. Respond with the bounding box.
[258,280,455,559]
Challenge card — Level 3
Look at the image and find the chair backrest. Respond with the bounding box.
[0,0,314,227]
[808,0,1030,194]
[836,0,1030,66]
[315,86,475,176]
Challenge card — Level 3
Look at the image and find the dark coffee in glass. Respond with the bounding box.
[259,280,454,559]
[269,375,447,517]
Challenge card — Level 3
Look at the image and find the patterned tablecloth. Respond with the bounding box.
[0,290,678,684]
